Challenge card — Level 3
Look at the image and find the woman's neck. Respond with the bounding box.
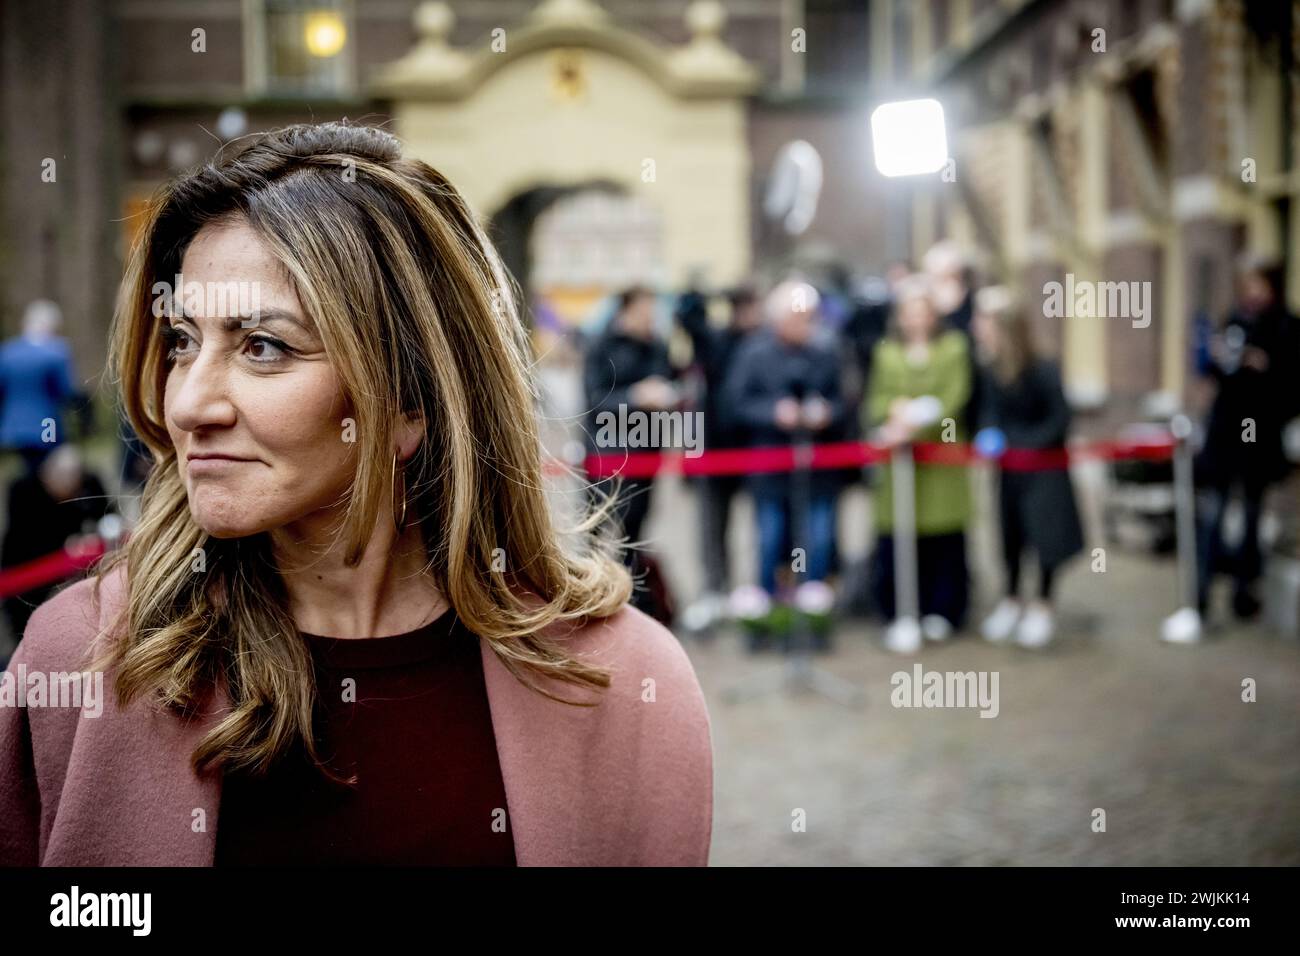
[270,518,447,639]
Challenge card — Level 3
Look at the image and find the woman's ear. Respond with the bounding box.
[396,412,426,463]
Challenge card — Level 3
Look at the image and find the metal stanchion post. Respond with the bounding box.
[722,419,864,707]
[881,440,923,651]
[892,441,920,622]
[1162,413,1203,643]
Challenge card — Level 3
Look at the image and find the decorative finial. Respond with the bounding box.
[686,1,726,40]
[414,2,454,46]
[668,0,757,92]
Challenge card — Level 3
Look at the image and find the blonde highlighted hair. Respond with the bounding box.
[88,122,631,779]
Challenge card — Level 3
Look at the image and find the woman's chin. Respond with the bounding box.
[202,526,258,539]
[191,511,267,539]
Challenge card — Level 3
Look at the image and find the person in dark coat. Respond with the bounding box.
[1,443,111,646]
[721,280,846,596]
[842,279,893,392]
[675,285,761,617]
[583,286,680,619]
[971,288,1084,648]
[1193,254,1300,619]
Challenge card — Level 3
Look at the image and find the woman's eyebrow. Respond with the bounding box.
[224,310,311,332]
[172,310,311,333]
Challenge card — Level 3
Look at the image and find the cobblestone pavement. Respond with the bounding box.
[640,476,1300,866]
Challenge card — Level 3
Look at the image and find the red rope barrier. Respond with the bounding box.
[0,433,1178,600]
[573,434,1177,480]
[0,537,109,600]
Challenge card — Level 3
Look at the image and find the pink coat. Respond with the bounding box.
[0,564,713,866]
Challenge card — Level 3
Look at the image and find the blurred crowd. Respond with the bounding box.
[575,244,1300,653]
[0,301,141,664]
[0,246,1296,665]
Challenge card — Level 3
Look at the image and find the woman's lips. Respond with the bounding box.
[187,456,251,475]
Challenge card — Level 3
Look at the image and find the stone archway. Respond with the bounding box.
[492,183,664,326]
[372,0,759,289]
[489,182,596,311]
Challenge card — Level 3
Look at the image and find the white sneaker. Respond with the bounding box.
[1161,607,1203,644]
[884,616,923,654]
[794,580,836,615]
[981,599,1022,643]
[681,592,727,633]
[920,614,952,641]
[728,585,771,622]
[1015,605,1055,648]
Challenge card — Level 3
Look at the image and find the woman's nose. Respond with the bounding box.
[169,349,237,431]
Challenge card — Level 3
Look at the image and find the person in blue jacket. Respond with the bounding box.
[0,299,79,476]
[721,280,846,598]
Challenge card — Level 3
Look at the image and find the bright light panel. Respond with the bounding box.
[870,99,949,177]
[304,11,347,58]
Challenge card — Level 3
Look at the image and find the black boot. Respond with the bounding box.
[1231,586,1262,620]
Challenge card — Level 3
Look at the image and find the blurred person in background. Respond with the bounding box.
[971,287,1084,648]
[843,264,908,394]
[722,279,844,603]
[583,284,681,621]
[0,300,81,477]
[923,241,976,337]
[1,444,111,646]
[675,283,762,631]
[815,262,855,333]
[1192,253,1300,622]
[923,241,981,432]
[866,274,973,654]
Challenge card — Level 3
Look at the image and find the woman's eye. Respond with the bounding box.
[246,336,289,363]
[160,326,290,365]
[161,325,195,361]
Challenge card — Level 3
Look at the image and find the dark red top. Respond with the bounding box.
[213,610,516,866]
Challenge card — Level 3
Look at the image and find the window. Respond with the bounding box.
[246,0,354,97]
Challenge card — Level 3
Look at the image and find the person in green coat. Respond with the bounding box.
[864,275,973,653]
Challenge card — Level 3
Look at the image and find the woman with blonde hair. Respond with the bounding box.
[971,287,1083,648]
[0,123,712,866]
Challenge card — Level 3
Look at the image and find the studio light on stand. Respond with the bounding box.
[870,98,949,178]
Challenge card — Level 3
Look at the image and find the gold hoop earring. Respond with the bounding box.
[392,452,408,534]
